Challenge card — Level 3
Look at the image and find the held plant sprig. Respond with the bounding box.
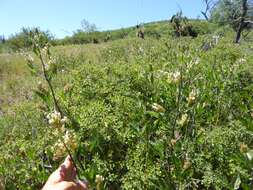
[27,31,83,178]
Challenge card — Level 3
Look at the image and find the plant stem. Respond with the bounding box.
[38,48,62,115]
[37,47,85,178]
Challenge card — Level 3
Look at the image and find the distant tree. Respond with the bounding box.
[201,0,218,20]
[211,0,253,43]
[170,11,198,38]
[170,11,188,37]
[81,19,97,33]
[234,0,253,43]
[6,27,53,50]
[136,24,145,39]
[0,35,5,44]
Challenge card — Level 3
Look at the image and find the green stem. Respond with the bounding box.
[37,46,85,178]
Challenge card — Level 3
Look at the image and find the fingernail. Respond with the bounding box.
[77,179,89,188]
[66,155,71,161]
[80,179,89,185]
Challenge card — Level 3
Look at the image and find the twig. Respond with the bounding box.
[37,48,62,115]
[36,45,85,178]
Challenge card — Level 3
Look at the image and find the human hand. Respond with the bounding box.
[42,156,88,190]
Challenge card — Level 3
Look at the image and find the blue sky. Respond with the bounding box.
[1,0,206,39]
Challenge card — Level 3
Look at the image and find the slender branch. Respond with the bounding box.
[61,138,81,179]
[38,48,62,115]
[37,45,85,178]
[244,20,253,24]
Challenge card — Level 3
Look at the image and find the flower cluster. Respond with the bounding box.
[152,103,166,113]
[186,58,200,71]
[167,71,181,84]
[46,110,68,129]
[187,89,199,105]
[46,110,77,160]
[177,113,189,126]
[183,159,191,170]
[64,83,73,93]
[51,130,77,160]
[237,58,246,64]
[26,54,34,64]
[46,57,56,71]
[95,174,105,184]
[240,143,248,153]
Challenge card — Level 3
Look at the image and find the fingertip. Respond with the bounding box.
[77,180,89,190]
[65,155,72,163]
[58,155,74,178]
[64,155,73,167]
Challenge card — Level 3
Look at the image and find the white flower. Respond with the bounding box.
[42,45,49,55]
[64,130,77,150]
[238,58,246,64]
[183,159,191,170]
[195,58,200,65]
[152,103,166,113]
[212,35,219,45]
[177,114,189,126]
[51,139,65,160]
[51,130,77,160]
[44,63,50,71]
[47,110,67,128]
[26,54,34,63]
[187,89,199,104]
[95,175,105,184]
[61,116,69,125]
[167,71,181,84]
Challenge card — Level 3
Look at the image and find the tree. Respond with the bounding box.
[136,24,145,39]
[81,19,97,33]
[0,35,5,44]
[235,0,253,43]
[6,27,53,50]
[170,11,198,37]
[201,0,218,20]
[211,0,253,43]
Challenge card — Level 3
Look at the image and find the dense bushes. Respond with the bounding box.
[0,32,253,189]
[4,28,53,51]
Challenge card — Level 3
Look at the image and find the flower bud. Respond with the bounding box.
[95,175,105,184]
[167,71,181,84]
[187,89,199,105]
[152,103,166,113]
[240,143,248,153]
[177,114,189,126]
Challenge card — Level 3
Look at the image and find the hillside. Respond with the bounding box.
[0,19,220,52]
[0,21,253,189]
[54,20,219,45]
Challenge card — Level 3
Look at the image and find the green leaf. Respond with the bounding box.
[151,141,165,159]
[146,111,160,118]
[234,175,241,190]
[33,89,50,105]
[26,62,37,75]
[246,150,253,161]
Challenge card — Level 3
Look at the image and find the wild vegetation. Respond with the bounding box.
[0,0,253,189]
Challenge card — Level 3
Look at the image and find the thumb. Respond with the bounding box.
[59,155,76,181]
[58,180,88,190]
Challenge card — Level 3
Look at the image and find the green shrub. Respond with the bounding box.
[0,31,253,189]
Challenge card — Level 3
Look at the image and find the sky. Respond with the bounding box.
[0,0,206,39]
